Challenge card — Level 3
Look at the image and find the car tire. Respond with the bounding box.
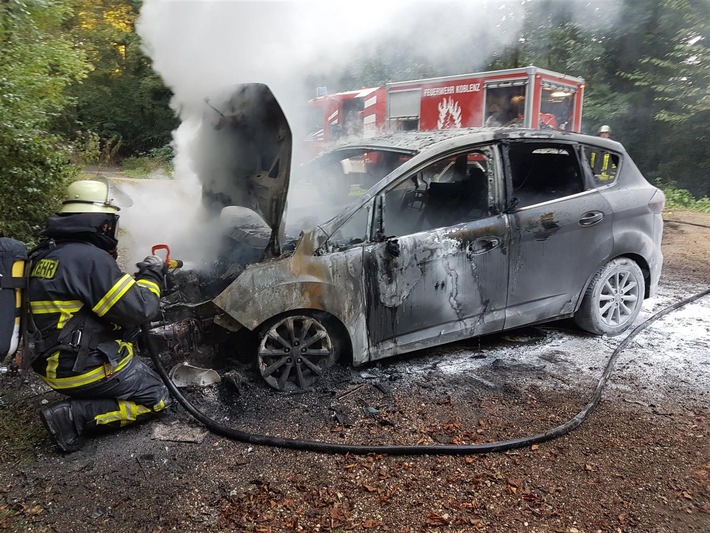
[256,311,344,391]
[574,257,645,336]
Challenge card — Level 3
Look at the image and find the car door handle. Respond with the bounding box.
[469,237,500,255]
[578,211,604,226]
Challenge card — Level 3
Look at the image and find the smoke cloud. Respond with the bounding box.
[121,0,529,270]
[136,1,527,134]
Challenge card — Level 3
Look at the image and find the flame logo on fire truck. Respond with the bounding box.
[437,96,462,129]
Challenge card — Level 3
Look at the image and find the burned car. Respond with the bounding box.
[167,85,664,392]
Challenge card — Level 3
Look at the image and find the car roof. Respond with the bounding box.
[324,127,624,156]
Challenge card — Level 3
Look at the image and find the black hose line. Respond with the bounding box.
[664,219,710,230]
[142,287,710,455]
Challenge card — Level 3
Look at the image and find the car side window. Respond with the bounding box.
[508,143,585,208]
[382,147,493,236]
[583,146,620,186]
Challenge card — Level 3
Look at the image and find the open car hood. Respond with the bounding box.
[193,83,291,257]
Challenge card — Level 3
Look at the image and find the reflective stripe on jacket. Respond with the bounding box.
[29,241,161,385]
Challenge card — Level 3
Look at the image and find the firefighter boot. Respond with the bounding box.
[39,400,85,453]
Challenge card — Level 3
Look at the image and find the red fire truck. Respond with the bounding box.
[306,66,585,152]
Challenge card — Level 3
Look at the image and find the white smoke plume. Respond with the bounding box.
[121,0,528,269]
[136,1,527,123]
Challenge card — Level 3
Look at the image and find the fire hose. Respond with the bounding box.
[142,284,710,455]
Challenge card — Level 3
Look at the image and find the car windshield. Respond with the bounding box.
[286,147,415,234]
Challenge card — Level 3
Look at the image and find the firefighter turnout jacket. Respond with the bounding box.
[29,234,163,391]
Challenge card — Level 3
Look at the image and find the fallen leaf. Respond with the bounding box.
[330,507,350,520]
[425,514,450,526]
[26,506,43,516]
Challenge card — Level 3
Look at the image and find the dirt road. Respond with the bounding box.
[1,210,708,532]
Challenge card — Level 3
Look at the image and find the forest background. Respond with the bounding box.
[1,0,708,244]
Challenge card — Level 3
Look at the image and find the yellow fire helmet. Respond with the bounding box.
[60,178,133,214]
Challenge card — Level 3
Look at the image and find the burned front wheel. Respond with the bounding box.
[256,313,341,391]
[574,257,645,336]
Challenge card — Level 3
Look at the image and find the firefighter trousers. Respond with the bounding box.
[50,357,171,436]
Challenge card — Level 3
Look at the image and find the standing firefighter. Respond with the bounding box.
[27,179,171,452]
[598,124,612,139]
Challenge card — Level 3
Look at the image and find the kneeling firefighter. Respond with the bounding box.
[27,178,171,452]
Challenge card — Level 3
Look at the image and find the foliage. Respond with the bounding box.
[2,0,709,220]
[120,150,173,178]
[629,0,710,124]
[147,143,175,163]
[658,182,710,212]
[0,0,88,243]
[0,126,78,242]
[116,142,174,178]
[56,0,179,160]
[621,0,710,197]
[483,0,710,198]
[69,130,102,164]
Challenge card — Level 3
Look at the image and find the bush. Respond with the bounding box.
[0,125,78,245]
[148,144,175,164]
[70,130,102,165]
[119,144,174,178]
[657,180,710,213]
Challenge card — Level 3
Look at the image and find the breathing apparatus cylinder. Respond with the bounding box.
[0,238,28,360]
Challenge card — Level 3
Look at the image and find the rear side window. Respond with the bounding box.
[507,143,585,208]
[584,146,620,186]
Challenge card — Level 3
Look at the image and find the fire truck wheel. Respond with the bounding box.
[256,311,343,391]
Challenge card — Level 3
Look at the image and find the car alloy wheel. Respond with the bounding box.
[574,257,645,336]
[257,313,339,391]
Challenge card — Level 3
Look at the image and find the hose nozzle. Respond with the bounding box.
[151,244,183,270]
[167,258,184,269]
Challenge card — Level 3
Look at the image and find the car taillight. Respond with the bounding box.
[648,189,666,214]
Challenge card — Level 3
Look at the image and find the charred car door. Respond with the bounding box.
[362,146,509,360]
[503,141,614,328]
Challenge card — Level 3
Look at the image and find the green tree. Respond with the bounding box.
[487,0,708,197]
[0,0,89,243]
[57,0,178,160]
[626,0,710,196]
[488,0,624,135]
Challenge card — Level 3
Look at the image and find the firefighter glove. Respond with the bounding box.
[136,255,167,291]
